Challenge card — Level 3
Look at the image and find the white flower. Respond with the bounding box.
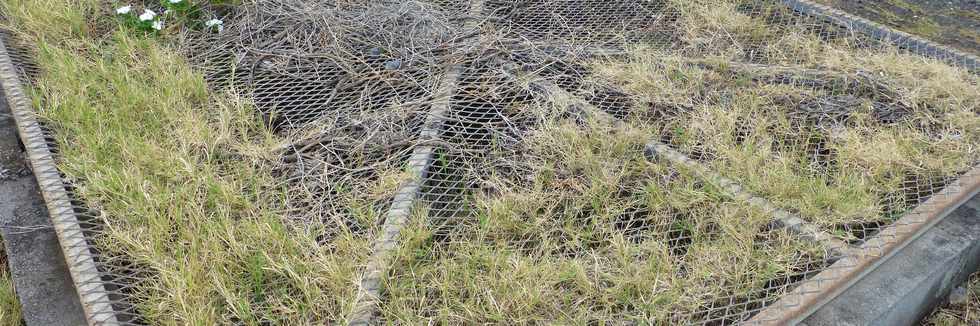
[168,0,183,3]
[205,19,224,32]
[139,9,156,22]
[152,20,164,31]
[115,5,132,15]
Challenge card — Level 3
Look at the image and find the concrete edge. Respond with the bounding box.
[802,196,980,325]
[748,165,980,324]
[0,33,120,325]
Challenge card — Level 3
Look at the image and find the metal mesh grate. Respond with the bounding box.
[0,29,38,85]
[2,0,978,324]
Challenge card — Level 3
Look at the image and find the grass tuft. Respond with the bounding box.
[381,117,827,324]
[591,6,980,234]
[3,0,371,324]
[0,247,22,326]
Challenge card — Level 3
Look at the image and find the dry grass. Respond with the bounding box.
[0,246,22,326]
[381,115,827,323]
[590,0,980,236]
[0,0,976,323]
[924,273,980,326]
[0,0,382,324]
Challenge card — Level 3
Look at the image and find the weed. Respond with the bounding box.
[381,118,828,323]
[2,0,374,323]
[590,2,979,234]
[0,248,22,326]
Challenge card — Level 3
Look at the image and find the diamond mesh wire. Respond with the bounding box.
[1,0,978,324]
[0,30,37,85]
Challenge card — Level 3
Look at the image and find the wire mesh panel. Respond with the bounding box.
[2,0,978,324]
[0,29,38,85]
[484,0,673,46]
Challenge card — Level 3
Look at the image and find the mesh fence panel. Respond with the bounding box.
[2,0,979,324]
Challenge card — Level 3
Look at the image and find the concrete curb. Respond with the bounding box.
[802,196,980,325]
[0,32,120,325]
[748,166,980,324]
[0,84,87,325]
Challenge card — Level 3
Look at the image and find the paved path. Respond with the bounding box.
[0,87,86,326]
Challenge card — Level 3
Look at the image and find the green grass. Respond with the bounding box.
[381,118,827,323]
[2,0,372,324]
[590,1,980,234]
[0,247,23,326]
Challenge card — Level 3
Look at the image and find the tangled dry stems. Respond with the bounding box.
[184,0,980,322]
[9,0,969,323]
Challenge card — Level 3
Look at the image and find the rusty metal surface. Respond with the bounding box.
[0,33,120,325]
[749,165,980,324]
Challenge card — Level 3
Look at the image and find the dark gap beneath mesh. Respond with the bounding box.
[34,114,146,323]
[422,57,537,237]
[834,221,887,246]
[0,29,40,84]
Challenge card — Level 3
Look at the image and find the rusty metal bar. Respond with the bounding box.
[736,1,980,322]
[507,64,854,256]
[0,33,121,325]
[747,165,980,324]
[347,1,487,323]
[780,0,978,73]
[643,141,856,257]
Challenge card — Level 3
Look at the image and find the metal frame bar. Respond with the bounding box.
[643,142,855,256]
[509,65,854,256]
[347,1,487,323]
[741,1,980,323]
[780,0,979,73]
[0,34,120,325]
[748,165,980,324]
[0,0,976,324]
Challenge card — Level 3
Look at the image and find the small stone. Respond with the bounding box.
[384,59,402,70]
[949,286,968,305]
